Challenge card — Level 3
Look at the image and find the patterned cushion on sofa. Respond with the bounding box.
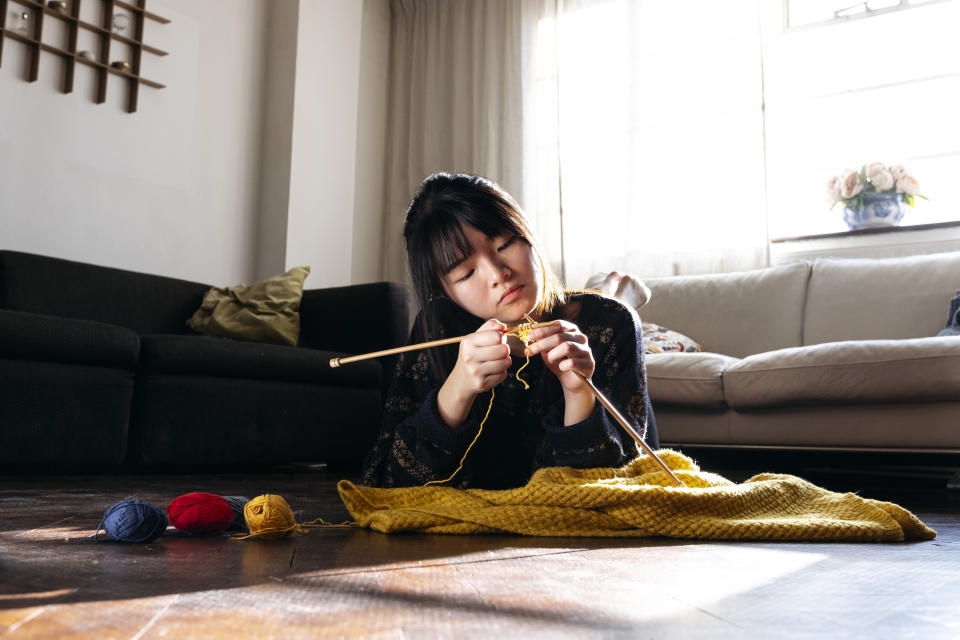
[641,322,703,354]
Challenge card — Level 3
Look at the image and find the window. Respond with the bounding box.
[525,0,959,280]
[526,0,768,281]
[762,0,960,238]
[786,0,948,30]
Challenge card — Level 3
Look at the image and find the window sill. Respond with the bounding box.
[770,220,960,244]
[769,220,960,264]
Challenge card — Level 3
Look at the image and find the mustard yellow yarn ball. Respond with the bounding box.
[243,494,300,539]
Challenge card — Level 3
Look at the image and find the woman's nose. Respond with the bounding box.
[482,255,510,285]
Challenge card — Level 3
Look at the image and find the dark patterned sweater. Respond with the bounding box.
[360,292,656,489]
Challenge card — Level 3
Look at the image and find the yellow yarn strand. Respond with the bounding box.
[424,387,496,486]
[511,314,537,390]
[422,317,541,486]
[303,516,354,527]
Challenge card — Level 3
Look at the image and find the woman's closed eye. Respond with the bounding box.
[498,235,517,251]
[456,268,475,282]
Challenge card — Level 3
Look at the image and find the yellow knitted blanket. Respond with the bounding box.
[338,451,936,541]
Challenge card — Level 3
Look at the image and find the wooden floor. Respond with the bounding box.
[1,462,958,639]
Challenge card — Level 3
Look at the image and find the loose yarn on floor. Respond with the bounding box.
[98,499,168,543]
[167,492,233,534]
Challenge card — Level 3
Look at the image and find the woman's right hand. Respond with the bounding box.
[437,319,511,428]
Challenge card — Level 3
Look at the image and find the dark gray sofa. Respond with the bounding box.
[0,250,411,471]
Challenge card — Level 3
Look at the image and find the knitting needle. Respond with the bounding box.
[328,321,557,368]
[575,373,686,487]
[329,322,685,487]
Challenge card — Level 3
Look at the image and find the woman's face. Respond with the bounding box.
[439,224,543,325]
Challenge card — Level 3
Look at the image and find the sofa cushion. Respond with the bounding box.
[298,282,413,353]
[0,309,140,369]
[641,322,703,354]
[139,334,382,387]
[803,251,960,345]
[645,352,741,407]
[723,336,960,409]
[641,261,810,358]
[186,266,310,346]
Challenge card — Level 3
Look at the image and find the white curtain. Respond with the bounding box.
[381,0,527,285]
[382,0,770,288]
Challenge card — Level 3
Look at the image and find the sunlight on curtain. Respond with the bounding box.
[522,0,769,285]
[381,0,525,286]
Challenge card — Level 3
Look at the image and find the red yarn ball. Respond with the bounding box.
[167,492,233,533]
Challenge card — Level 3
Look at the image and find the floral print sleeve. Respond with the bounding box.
[360,325,483,488]
[359,295,652,488]
[535,296,648,469]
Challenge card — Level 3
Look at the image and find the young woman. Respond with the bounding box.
[361,173,658,489]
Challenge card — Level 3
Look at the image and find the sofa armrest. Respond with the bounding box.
[298,282,413,355]
[0,308,140,369]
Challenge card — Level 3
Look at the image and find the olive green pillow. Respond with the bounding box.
[186,266,311,346]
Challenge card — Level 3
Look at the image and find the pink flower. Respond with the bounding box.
[838,169,864,200]
[896,174,921,197]
[890,164,909,181]
[825,176,842,205]
[865,162,895,191]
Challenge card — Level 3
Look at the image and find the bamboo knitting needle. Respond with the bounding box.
[328,322,557,368]
[575,373,686,487]
[329,321,685,487]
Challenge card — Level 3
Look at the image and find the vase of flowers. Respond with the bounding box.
[826,163,926,230]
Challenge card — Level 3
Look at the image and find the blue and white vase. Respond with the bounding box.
[842,192,906,230]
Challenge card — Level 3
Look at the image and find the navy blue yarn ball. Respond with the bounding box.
[222,495,251,531]
[102,499,168,543]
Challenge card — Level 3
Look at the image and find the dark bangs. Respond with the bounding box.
[406,182,526,305]
[427,206,523,277]
[402,172,565,380]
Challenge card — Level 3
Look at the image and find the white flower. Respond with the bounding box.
[838,169,864,200]
[890,164,909,181]
[896,174,921,197]
[825,176,842,205]
[865,162,895,191]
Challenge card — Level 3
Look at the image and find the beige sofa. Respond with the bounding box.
[639,251,960,453]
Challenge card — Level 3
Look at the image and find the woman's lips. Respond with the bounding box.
[500,285,523,304]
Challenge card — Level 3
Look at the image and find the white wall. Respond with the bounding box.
[1,0,389,288]
[256,0,299,281]
[352,0,390,284]
[284,0,364,288]
[0,0,268,285]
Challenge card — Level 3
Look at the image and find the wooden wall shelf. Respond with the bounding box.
[0,0,169,113]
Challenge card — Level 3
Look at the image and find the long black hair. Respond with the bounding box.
[403,172,565,380]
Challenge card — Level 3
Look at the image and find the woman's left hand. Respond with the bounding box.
[523,321,596,423]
